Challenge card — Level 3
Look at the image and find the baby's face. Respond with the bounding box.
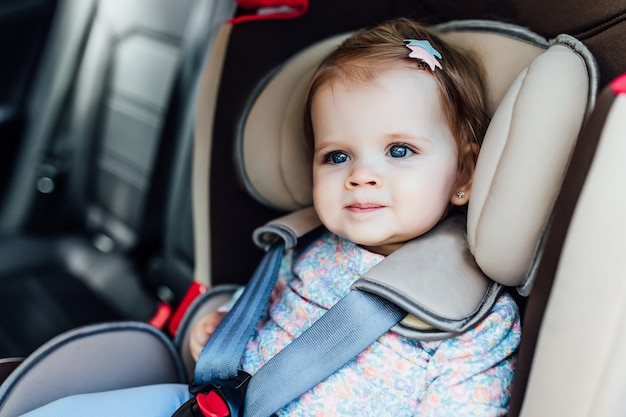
[311,68,460,256]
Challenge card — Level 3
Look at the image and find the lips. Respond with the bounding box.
[345,202,385,212]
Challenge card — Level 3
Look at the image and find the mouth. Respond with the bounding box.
[345,202,386,213]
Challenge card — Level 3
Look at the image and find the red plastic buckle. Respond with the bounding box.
[189,371,251,417]
[148,301,173,329]
[197,391,230,417]
[168,281,207,335]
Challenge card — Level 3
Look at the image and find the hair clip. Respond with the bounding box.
[403,39,442,71]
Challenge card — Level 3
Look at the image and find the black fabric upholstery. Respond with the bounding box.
[0,259,122,356]
[0,235,152,357]
[0,0,236,358]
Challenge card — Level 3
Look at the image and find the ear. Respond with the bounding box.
[451,143,479,206]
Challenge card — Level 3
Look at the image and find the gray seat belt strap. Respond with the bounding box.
[244,289,406,417]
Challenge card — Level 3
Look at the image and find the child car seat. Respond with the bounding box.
[0,14,597,416]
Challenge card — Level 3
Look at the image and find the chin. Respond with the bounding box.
[333,227,400,249]
[352,236,394,248]
[342,233,385,247]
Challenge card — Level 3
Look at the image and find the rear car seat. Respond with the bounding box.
[508,74,626,417]
[0,0,236,357]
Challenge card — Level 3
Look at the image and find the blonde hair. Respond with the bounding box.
[303,17,489,189]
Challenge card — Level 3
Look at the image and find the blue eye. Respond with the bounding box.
[388,144,413,158]
[326,151,349,164]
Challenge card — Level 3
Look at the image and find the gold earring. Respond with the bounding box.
[457,191,465,199]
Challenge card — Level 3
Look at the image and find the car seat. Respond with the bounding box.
[0,12,597,416]
[507,73,626,417]
[192,0,626,318]
[0,0,237,358]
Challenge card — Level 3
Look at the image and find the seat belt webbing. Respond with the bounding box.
[193,240,406,417]
[245,289,405,417]
[193,243,284,386]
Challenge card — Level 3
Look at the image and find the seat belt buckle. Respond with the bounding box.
[173,371,251,417]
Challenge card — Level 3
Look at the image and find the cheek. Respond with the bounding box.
[398,163,457,206]
[313,167,337,193]
[432,168,458,205]
[313,169,343,225]
[312,172,329,210]
[312,183,333,228]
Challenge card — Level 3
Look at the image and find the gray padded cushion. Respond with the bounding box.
[0,322,185,417]
[353,214,501,339]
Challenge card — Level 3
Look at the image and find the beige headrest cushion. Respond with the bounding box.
[468,40,592,286]
[239,21,596,287]
[239,35,346,209]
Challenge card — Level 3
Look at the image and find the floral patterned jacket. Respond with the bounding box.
[238,230,521,417]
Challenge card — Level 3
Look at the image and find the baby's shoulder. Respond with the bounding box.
[491,291,520,322]
[420,292,521,359]
[459,291,521,345]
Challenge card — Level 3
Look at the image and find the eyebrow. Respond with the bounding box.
[385,132,433,145]
[312,131,434,153]
[313,131,434,152]
[313,143,342,155]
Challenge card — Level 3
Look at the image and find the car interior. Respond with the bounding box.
[0,0,625,416]
[0,0,237,356]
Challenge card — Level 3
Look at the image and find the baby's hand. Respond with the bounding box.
[189,311,227,361]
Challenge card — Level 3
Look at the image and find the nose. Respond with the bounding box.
[345,164,381,189]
